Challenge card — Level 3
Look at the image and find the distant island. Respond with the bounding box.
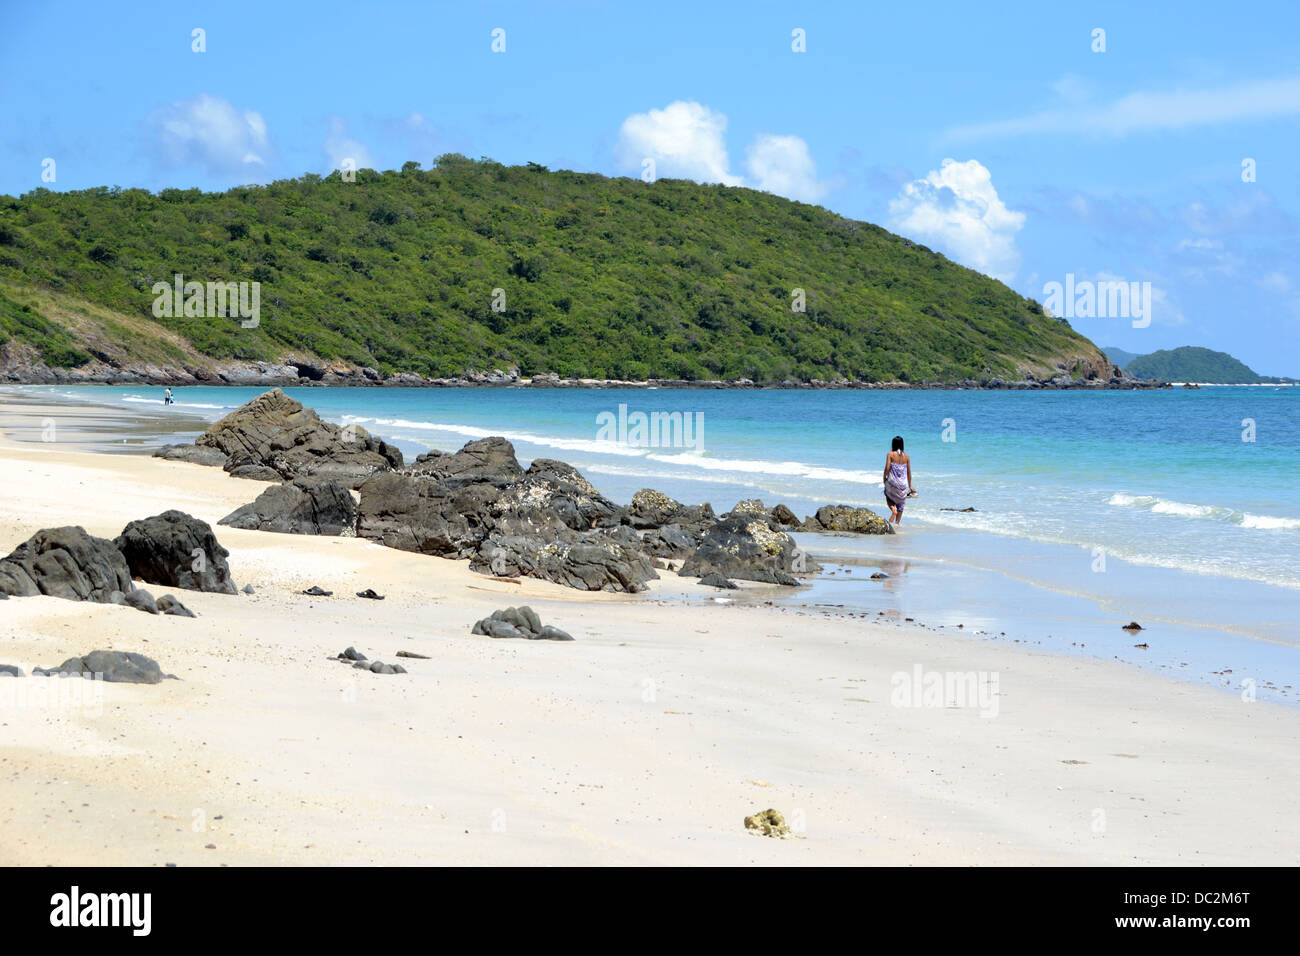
[1102,345,1296,384]
[0,157,1134,388]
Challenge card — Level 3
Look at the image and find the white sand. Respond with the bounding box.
[1,404,1298,866]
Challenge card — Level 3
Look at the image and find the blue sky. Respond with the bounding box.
[2,0,1297,374]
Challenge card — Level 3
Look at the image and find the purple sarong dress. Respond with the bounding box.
[884,460,909,512]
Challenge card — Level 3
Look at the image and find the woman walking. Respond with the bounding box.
[883,435,915,525]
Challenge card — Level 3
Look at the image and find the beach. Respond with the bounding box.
[1,393,1298,866]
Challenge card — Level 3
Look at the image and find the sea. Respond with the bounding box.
[4,383,1298,702]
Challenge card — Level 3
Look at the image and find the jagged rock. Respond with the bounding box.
[156,594,196,617]
[625,488,717,532]
[357,471,501,558]
[471,606,574,641]
[799,504,895,535]
[153,444,229,467]
[640,523,701,561]
[123,589,159,614]
[218,477,358,535]
[472,529,658,593]
[401,437,523,488]
[678,513,820,586]
[491,459,620,532]
[698,572,738,589]
[33,650,174,684]
[731,498,768,517]
[0,526,134,602]
[186,388,402,488]
[769,504,800,528]
[115,511,237,594]
[224,459,284,482]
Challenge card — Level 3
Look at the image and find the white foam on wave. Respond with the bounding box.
[1108,492,1296,530]
[647,450,881,485]
[120,396,231,411]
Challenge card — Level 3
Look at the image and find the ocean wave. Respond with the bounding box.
[120,396,232,411]
[646,450,881,485]
[1107,492,1297,531]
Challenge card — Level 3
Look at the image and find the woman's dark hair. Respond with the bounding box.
[891,436,904,452]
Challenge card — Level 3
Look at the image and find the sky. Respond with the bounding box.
[2,0,1297,375]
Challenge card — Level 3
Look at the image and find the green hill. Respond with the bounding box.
[1123,347,1271,384]
[0,156,1111,383]
[1101,346,1143,370]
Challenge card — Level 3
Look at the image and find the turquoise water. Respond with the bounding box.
[28,383,1298,587]
[5,383,1299,699]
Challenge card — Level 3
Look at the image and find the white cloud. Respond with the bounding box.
[947,75,1300,141]
[616,101,740,186]
[744,134,829,203]
[888,159,1026,282]
[151,94,271,176]
[615,100,830,203]
[324,116,375,173]
[1258,271,1292,294]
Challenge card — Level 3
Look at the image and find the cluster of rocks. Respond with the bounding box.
[471,607,574,641]
[744,809,794,839]
[149,390,902,594]
[156,388,402,488]
[334,646,407,675]
[3,342,1170,390]
[0,511,239,615]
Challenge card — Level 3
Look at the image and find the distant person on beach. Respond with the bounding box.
[883,435,915,525]
[163,388,173,406]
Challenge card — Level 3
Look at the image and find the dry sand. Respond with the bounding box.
[0,401,1298,866]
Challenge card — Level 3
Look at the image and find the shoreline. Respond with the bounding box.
[6,384,1298,706]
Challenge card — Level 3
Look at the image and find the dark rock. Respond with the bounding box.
[679,513,820,586]
[699,572,738,589]
[123,589,159,614]
[1122,621,1143,630]
[224,460,284,482]
[769,503,800,528]
[218,477,358,535]
[491,459,620,532]
[471,606,574,641]
[940,507,977,513]
[153,444,229,467]
[355,588,384,600]
[870,572,889,580]
[303,585,333,597]
[357,471,501,558]
[0,664,23,677]
[33,650,172,683]
[156,594,196,617]
[401,437,522,488]
[116,511,237,594]
[396,651,430,659]
[192,388,402,488]
[0,526,134,602]
[625,488,716,532]
[799,504,894,535]
[472,528,658,592]
[338,646,367,661]
[640,523,701,561]
[242,584,255,595]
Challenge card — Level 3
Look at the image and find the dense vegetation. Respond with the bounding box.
[1122,346,1284,384]
[0,156,1103,382]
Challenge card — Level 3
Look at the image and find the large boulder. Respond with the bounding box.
[219,477,357,535]
[115,511,237,594]
[34,650,172,683]
[800,504,894,535]
[639,523,702,560]
[0,526,134,602]
[625,488,717,532]
[401,437,523,488]
[356,472,500,558]
[191,388,402,488]
[490,459,620,533]
[678,513,821,586]
[471,528,659,593]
